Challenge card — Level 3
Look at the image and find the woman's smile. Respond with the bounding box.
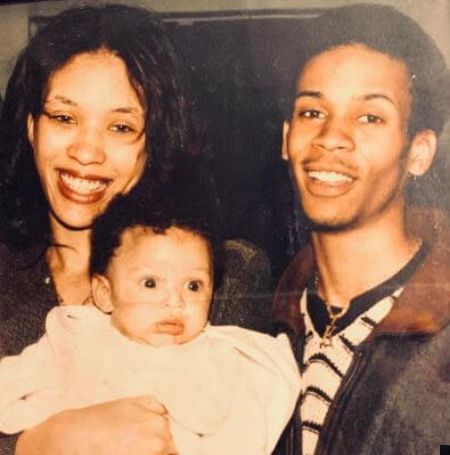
[28,50,146,230]
[58,170,111,202]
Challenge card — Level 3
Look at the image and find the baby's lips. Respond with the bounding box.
[155,319,184,335]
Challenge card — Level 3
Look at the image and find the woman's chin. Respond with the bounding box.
[49,207,99,232]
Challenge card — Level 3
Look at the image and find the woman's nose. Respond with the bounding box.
[67,127,106,165]
[312,115,354,152]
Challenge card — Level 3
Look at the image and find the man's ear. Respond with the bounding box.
[91,274,114,314]
[27,114,35,144]
[281,120,290,161]
[406,129,437,177]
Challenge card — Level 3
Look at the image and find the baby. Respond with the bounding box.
[0,194,300,454]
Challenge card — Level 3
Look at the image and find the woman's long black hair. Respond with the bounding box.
[0,4,192,250]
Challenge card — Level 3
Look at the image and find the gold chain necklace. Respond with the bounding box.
[321,303,349,347]
[313,273,349,348]
[315,237,422,348]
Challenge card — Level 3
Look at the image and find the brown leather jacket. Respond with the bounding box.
[273,208,450,454]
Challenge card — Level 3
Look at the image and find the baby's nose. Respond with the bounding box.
[163,289,184,309]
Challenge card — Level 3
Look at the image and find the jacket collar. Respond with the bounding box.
[273,207,450,338]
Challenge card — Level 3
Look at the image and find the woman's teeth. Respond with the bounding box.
[308,170,352,183]
[60,172,107,194]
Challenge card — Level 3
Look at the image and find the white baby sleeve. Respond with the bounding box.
[203,327,300,454]
[0,333,63,434]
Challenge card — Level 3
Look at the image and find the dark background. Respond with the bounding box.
[25,7,450,282]
[166,13,319,280]
[165,11,450,281]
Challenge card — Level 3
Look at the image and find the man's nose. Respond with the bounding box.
[312,115,354,152]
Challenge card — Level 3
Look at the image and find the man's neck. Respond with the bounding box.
[311,208,420,309]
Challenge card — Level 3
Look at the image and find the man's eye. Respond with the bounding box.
[359,114,383,124]
[300,109,325,119]
[187,281,201,292]
[143,278,156,288]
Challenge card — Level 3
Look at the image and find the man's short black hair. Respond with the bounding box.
[281,3,450,137]
[90,187,223,287]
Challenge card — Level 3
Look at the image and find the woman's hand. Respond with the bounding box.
[15,396,177,455]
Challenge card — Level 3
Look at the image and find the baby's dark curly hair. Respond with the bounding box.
[90,187,223,288]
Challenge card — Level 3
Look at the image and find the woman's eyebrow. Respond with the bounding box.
[45,95,77,106]
[295,90,323,99]
[112,107,143,115]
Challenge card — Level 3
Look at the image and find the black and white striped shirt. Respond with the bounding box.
[299,242,428,455]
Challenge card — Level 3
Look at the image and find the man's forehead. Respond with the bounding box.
[296,44,411,94]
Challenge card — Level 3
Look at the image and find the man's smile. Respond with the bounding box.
[307,170,353,184]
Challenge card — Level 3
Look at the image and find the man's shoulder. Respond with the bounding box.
[276,244,315,293]
[408,206,450,251]
[271,244,314,338]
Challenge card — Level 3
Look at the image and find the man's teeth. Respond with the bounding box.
[60,173,107,194]
[308,171,352,183]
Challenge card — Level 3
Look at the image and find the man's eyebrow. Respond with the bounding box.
[361,93,397,107]
[295,91,397,108]
[295,90,323,99]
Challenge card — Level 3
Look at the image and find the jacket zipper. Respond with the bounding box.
[314,344,370,454]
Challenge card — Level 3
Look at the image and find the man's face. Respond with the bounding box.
[282,44,432,231]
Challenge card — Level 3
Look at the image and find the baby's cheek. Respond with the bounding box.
[115,304,160,335]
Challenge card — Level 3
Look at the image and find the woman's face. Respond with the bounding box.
[27,50,147,230]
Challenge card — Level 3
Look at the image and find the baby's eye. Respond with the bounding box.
[187,280,202,292]
[143,278,156,289]
[359,114,383,124]
[300,109,325,119]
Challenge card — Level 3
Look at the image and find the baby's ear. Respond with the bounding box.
[91,274,114,314]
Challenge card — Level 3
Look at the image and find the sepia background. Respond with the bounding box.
[1,0,449,280]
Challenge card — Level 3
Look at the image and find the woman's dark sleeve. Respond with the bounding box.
[210,239,273,333]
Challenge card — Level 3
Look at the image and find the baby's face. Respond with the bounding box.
[95,226,214,347]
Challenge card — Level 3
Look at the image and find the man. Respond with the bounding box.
[273,4,450,455]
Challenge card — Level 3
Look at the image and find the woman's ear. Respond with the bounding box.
[91,274,114,314]
[407,129,437,177]
[27,114,35,144]
[281,121,290,161]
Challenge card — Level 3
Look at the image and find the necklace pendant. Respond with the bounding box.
[320,337,333,348]
[321,325,335,348]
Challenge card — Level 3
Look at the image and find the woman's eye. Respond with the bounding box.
[187,281,201,292]
[143,278,156,289]
[44,112,75,124]
[359,114,383,124]
[110,123,135,134]
[299,109,325,119]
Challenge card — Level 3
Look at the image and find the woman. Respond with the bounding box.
[0,4,271,454]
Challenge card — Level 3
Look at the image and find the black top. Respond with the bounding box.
[306,242,430,337]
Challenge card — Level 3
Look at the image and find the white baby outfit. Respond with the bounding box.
[0,306,300,454]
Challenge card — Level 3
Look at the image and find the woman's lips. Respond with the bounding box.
[57,170,110,203]
[155,319,184,335]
